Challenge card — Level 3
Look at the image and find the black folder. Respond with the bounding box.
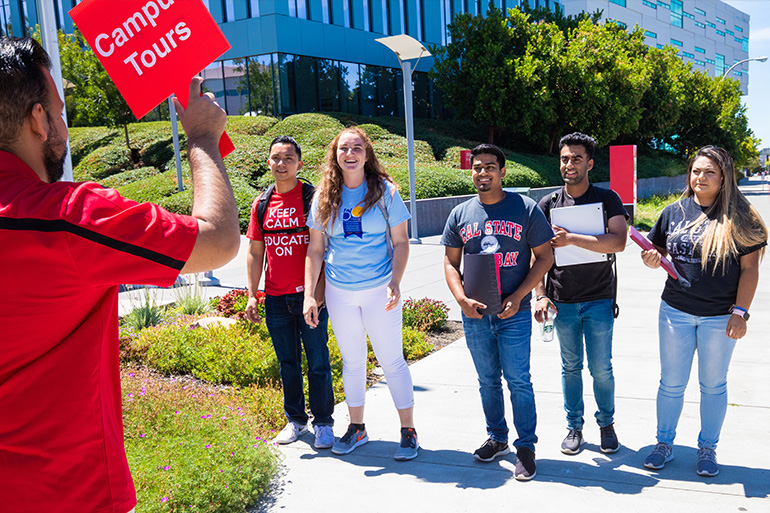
[463,253,502,316]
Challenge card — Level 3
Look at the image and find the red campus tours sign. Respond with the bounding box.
[70,0,234,156]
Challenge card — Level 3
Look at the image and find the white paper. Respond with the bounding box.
[550,203,608,266]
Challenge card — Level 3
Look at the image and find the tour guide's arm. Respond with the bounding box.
[175,77,240,274]
[535,214,627,322]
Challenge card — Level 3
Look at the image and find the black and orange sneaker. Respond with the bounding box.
[394,427,419,461]
[331,424,369,455]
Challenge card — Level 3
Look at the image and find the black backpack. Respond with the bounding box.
[256,178,316,234]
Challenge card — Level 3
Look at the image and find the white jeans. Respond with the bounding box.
[325,281,414,409]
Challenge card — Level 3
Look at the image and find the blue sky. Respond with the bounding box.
[725,1,770,149]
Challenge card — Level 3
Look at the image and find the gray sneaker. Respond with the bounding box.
[644,443,674,470]
[273,421,308,444]
[331,424,368,455]
[696,447,719,477]
[314,424,334,449]
[560,429,585,455]
[394,427,419,461]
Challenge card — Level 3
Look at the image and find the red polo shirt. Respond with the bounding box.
[0,151,198,513]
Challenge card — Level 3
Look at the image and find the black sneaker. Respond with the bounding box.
[600,424,619,454]
[514,447,537,481]
[560,429,585,455]
[473,438,510,462]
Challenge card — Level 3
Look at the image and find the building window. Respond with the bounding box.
[683,11,693,19]
[715,16,725,24]
[670,38,683,46]
[657,1,670,10]
[695,59,705,66]
[694,7,706,16]
[733,70,742,76]
[642,0,656,8]
[715,53,725,76]
[656,43,664,49]
[735,25,743,33]
[695,21,705,28]
[742,38,749,52]
[609,19,627,29]
[706,21,715,28]
[716,29,725,36]
[670,0,682,28]
[705,58,715,64]
[609,0,626,6]
[694,46,705,53]
[682,51,694,59]
[644,30,657,38]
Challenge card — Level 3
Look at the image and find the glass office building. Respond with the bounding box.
[2,1,567,120]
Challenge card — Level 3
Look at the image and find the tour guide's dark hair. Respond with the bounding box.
[559,132,597,161]
[470,143,505,169]
[269,135,302,160]
[0,37,52,148]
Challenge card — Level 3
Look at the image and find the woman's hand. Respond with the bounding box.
[726,314,747,339]
[385,280,401,311]
[641,249,662,269]
[303,296,320,328]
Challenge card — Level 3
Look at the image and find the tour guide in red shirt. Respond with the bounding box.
[0,38,240,513]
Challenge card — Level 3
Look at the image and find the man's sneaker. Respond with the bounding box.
[394,427,419,461]
[600,424,620,454]
[331,424,368,455]
[272,421,308,444]
[473,438,511,462]
[644,443,674,470]
[560,429,585,455]
[313,424,334,450]
[696,447,719,477]
[514,447,537,481]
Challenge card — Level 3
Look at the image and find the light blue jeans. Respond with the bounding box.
[656,301,736,450]
[461,310,537,450]
[554,299,615,430]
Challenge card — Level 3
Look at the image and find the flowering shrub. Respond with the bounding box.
[402,297,449,332]
[215,288,264,319]
[122,367,281,513]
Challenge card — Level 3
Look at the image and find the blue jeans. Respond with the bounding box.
[656,301,736,449]
[461,310,537,450]
[264,293,334,426]
[554,299,615,430]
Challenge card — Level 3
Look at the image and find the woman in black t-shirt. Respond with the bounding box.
[640,146,766,478]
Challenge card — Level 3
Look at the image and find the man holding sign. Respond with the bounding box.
[534,132,628,456]
[0,37,239,512]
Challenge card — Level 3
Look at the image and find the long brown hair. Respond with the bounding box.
[315,126,394,232]
[677,146,767,272]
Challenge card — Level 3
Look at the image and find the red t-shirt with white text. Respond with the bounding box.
[246,182,310,295]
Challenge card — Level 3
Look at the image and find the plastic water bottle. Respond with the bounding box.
[542,308,556,342]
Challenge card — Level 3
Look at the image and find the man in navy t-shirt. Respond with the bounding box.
[442,144,553,481]
[534,132,628,456]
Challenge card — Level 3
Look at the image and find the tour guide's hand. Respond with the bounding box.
[172,76,227,142]
[303,296,319,328]
[244,297,261,324]
[641,249,662,269]
[533,296,557,323]
[498,293,521,319]
[726,314,747,340]
[385,280,401,311]
[458,296,486,319]
[550,225,571,248]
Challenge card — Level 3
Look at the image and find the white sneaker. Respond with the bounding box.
[272,421,308,444]
[314,425,334,449]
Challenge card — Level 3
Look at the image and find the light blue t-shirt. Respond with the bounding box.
[308,180,411,291]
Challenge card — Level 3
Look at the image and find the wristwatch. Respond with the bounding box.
[729,305,750,321]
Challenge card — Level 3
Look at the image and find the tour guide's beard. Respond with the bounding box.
[44,115,68,183]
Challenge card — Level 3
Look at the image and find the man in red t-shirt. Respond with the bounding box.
[0,37,240,513]
[245,136,334,449]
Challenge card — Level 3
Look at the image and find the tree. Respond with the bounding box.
[56,29,137,153]
[234,57,274,115]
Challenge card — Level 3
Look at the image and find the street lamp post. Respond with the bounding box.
[723,56,768,77]
[375,35,431,244]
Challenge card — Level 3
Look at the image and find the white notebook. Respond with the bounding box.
[550,203,608,266]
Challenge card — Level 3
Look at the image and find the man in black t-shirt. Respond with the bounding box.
[533,133,628,456]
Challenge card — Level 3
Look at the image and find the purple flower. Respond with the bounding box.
[128,373,134,377]
[175,411,181,415]
[163,466,170,470]
[140,434,146,438]
[205,444,211,448]
[160,497,168,503]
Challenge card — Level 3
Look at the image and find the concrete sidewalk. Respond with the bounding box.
[249,177,770,512]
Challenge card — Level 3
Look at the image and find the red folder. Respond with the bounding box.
[629,226,678,280]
